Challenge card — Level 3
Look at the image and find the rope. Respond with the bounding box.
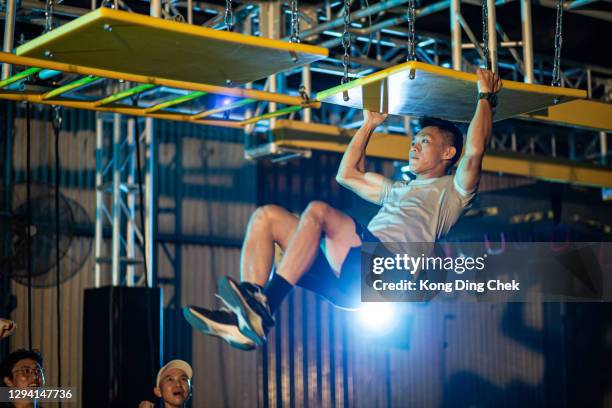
[131,100,157,383]
[52,105,63,406]
[25,103,32,351]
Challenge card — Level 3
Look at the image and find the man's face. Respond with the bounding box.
[3,358,45,388]
[154,367,191,407]
[409,126,455,175]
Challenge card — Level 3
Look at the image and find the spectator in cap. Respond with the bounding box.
[138,360,192,408]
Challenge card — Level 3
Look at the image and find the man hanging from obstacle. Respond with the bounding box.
[183,69,502,350]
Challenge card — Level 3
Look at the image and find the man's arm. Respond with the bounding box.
[336,111,392,204]
[455,69,502,193]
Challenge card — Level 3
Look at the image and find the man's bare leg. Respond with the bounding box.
[240,204,299,286]
[276,201,361,285]
[183,204,299,349]
[215,200,362,345]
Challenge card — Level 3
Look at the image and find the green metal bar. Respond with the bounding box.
[241,105,302,125]
[94,83,157,107]
[145,91,207,113]
[0,67,42,88]
[191,98,256,119]
[42,75,101,100]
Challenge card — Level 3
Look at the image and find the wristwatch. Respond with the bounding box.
[477,92,498,111]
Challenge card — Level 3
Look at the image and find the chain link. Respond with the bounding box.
[552,0,563,87]
[44,0,55,33]
[52,106,63,133]
[341,0,351,86]
[481,0,490,70]
[225,0,234,32]
[406,0,416,61]
[290,0,300,43]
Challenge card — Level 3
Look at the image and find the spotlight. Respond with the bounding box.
[359,302,395,331]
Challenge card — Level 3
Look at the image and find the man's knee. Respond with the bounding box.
[302,201,330,224]
[251,204,286,226]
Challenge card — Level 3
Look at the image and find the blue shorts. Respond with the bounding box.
[295,218,381,310]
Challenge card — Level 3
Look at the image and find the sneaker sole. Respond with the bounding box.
[182,307,255,351]
[217,277,266,345]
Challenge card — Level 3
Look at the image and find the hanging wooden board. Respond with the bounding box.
[16,8,328,86]
[317,61,586,122]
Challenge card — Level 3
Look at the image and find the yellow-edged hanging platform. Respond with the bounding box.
[16,8,328,86]
[317,61,586,122]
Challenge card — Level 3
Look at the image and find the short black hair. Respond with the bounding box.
[0,349,43,383]
[419,117,464,172]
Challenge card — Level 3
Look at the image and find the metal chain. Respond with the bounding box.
[341,0,351,85]
[53,105,63,132]
[406,0,416,61]
[44,0,55,33]
[481,0,490,70]
[552,0,564,87]
[101,0,115,9]
[290,0,300,43]
[225,0,234,32]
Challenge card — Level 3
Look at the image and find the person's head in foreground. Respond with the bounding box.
[409,117,463,178]
[0,349,45,389]
[140,359,192,408]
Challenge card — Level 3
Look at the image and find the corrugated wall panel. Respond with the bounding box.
[3,102,259,407]
[175,243,258,407]
[7,103,98,406]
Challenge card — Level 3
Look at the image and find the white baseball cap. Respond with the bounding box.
[155,360,193,388]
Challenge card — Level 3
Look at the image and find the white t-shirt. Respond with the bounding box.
[367,175,476,243]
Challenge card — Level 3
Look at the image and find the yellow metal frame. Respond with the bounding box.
[522,99,612,131]
[272,120,612,188]
[0,90,244,127]
[0,51,319,127]
[0,52,320,107]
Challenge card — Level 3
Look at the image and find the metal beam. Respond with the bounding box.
[0,90,244,128]
[42,75,101,100]
[144,91,207,113]
[2,0,16,79]
[294,0,410,41]
[450,0,462,70]
[522,99,612,132]
[521,0,535,83]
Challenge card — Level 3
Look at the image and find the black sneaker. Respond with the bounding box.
[217,276,274,345]
[182,306,256,351]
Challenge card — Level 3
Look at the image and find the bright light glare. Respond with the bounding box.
[359,303,395,330]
